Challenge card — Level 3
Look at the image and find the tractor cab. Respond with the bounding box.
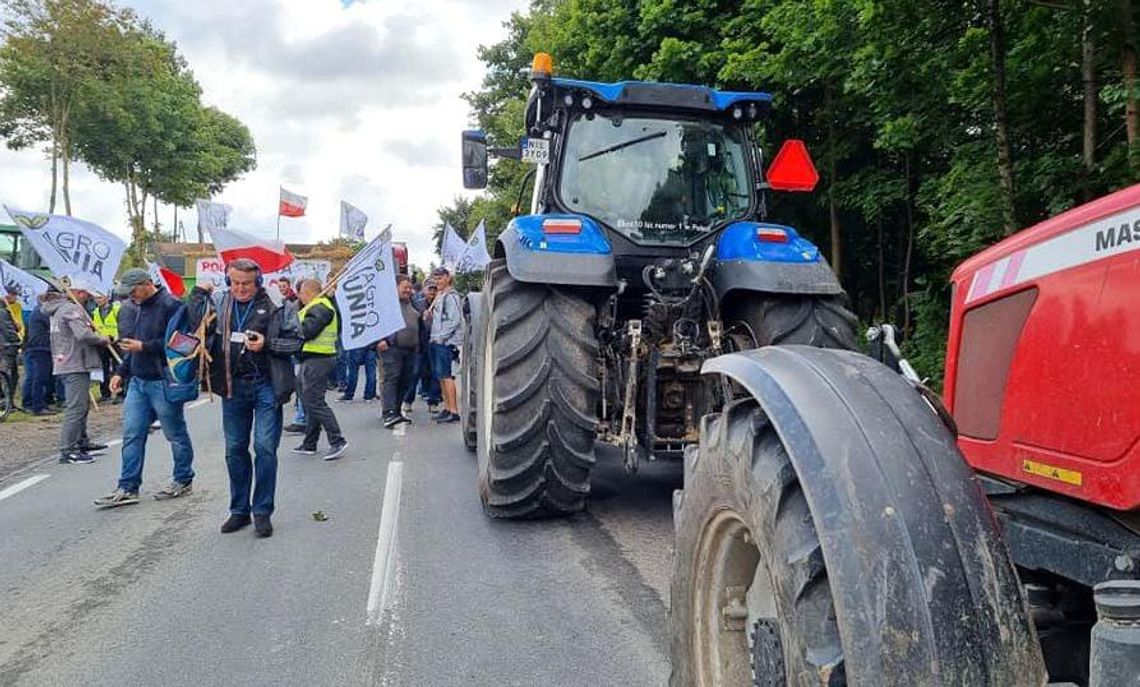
[462,53,816,253]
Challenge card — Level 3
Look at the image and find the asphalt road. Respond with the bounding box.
[0,392,679,686]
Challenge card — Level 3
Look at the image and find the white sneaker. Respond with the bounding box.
[401,403,413,414]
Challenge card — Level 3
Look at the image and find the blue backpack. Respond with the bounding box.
[162,304,202,404]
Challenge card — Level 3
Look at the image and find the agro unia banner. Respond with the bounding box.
[441,222,467,270]
[335,228,404,348]
[456,220,492,274]
[196,257,331,290]
[0,258,47,309]
[5,206,127,295]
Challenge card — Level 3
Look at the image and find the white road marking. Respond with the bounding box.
[366,457,404,626]
[0,474,50,503]
[393,423,406,437]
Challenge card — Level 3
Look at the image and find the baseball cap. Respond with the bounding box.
[431,266,450,277]
[3,283,19,296]
[114,267,152,296]
[424,278,437,289]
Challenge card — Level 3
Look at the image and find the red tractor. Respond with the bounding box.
[670,185,1140,685]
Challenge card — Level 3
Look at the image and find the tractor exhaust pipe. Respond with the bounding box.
[1089,580,1140,687]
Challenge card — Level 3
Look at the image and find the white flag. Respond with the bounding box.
[335,226,404,349]
[457,220,492,274]
[441,223,467,269]
[0,258,47,309]
[195,199,232,234]
[339,201,368,241]
[5,206,126,296]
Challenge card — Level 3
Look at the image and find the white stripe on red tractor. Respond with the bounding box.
[966,205,1140,304]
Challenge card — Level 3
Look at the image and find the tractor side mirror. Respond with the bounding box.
[765,139,819,192]
[462,130,488,190]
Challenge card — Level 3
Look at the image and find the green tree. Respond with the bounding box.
[0,0,135,215]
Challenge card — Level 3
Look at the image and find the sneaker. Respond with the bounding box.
[94,488,139,508]
[220,514,251,533]
[31,409,56,416]
[336,396,353,403]
[323,442,349,461]
[436,411,460,424]
[401,402,413,414]
[291,445,317,456]
[60,451,96,465]
[79,442,109,455]
[154,480,193,501]
[254,514,273,538]
[363,397,377,404]
[427,403,441,414]
[382,415,401,429]
[149,421,161,431]
[283,424,305,434]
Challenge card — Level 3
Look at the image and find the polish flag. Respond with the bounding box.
[208,226,294,274]
[146,261,186,298]
[279,187,307,218]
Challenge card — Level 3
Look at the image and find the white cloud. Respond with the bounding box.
[0,0,529,272]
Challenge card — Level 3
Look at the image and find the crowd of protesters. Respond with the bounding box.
[1,260,467,539]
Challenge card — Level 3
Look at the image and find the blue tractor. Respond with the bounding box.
[459,54,857,519]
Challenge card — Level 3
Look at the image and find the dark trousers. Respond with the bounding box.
[222,378,281,515]
[22,351,51,412]
[97,348,115,399]
[298,356,344,449]
[380,347,416,419]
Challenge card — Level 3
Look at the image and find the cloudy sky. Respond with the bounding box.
[0,0,528,271]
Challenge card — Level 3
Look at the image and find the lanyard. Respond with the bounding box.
[232,300,254,333]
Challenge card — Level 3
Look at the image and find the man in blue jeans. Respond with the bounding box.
[338,342,377,402]
[188,259,303,537]
[94,269,194,507]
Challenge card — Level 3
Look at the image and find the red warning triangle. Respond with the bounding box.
[766,139,819,192]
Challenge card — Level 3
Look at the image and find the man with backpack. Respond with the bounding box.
[94,269,195,508]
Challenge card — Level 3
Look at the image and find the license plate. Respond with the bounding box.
[521,138,550,165]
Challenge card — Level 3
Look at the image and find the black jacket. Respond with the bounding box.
[188,287,302,405]
[23,305,51,353]
[0,305,20,355]
[115,289,183,381]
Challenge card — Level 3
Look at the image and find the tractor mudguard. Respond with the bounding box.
[702,346,1045,682]
[497,223,617,288]
[712,258,844,297]
[711,221,845,298]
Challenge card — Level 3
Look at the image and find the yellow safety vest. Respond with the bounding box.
[299,295,338,355]
[92,302,121,338]
[7,301,24,341]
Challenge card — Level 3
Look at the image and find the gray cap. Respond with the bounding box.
[431,266,449,277]
[114,267,152,296]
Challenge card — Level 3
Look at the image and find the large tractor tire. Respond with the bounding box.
[724,294,858,352]
[460,292,483,452]
[670,347,1045,686]
[476,261,600,519]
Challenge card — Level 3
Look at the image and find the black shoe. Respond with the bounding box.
[79,442,108,455]
[60,451,96,465]
[253,514,273,537]
[435,411,459,423]
[283,424,305,434]
[31,408,56,416]
[220,514,251,533]
[323,442,349,461]
[382,414,401,429]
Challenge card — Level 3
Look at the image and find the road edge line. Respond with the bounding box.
[366,458,403,626]
[0,473,50,503]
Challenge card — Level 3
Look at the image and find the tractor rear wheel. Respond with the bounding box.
[725,294,857,352]
[476,263,600,518]
[671,400,846,686]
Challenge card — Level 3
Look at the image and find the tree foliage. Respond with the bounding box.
[0,0,256,261]
[445,0,1137,385]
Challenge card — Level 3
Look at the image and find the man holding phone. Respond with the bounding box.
[94,269,194,508]
[187,259,303,537]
